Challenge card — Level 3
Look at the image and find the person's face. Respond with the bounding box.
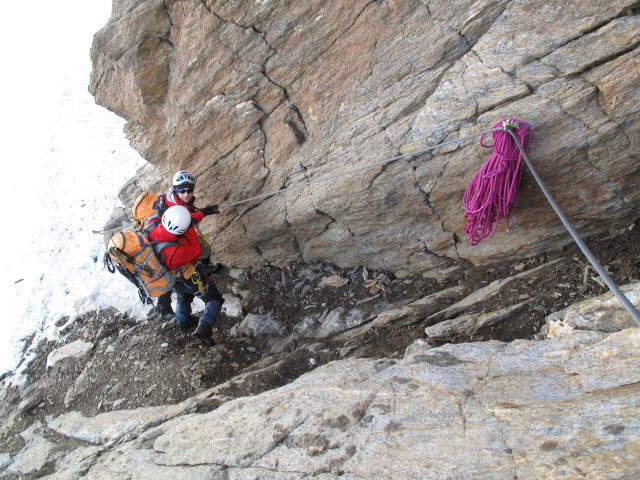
[176,185,194,202]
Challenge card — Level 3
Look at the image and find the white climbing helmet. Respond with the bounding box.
[172,170,196,186]
[162,205,192,234]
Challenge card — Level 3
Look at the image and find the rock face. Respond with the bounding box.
[91,0,640,273]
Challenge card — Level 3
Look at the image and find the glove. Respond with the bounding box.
[200,205,220,216]
[196,261,221,277]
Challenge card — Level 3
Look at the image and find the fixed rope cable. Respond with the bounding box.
[93,126,502,235]
[503,121,640,327]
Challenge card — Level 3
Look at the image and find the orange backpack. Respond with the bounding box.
[104,193,178,304]
[131,192,167,233]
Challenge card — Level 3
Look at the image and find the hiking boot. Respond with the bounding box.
[158,308,175,321]
[176,315,198,331]
[148,306,175,321]
[194,322,214,347]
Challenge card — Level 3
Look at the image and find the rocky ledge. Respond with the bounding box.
[1,290,638,479]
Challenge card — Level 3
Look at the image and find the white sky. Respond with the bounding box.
[0,1,150,376]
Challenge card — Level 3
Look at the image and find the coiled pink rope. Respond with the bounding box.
[463,118,531,245]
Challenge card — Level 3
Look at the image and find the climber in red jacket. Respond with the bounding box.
[163,170,219,225]
[155,169,221,320]
[149,205,223,346]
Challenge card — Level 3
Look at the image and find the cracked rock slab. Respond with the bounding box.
[7,422,62,476]
[36,325,640,479]
[541,16,640,75]
[46,340,94,369]
[425,301,528,340]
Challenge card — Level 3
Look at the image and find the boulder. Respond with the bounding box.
[544,282,640,336]
[6,422,61,476]
[221,294,243,318]
[425,301,528,340]
[230,313,286,338]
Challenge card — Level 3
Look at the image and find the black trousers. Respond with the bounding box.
[173,273,223,327]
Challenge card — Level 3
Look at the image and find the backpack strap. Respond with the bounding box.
[150,240,181,271]
[153,240,181,254]
[153,195,169,216]
[142,216,162,234]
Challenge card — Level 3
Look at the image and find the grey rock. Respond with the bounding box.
[161,319,176,332]
[429,259,563,321]
[541,17,640,75]
[314,307,368,338]
[428,276,515,321]
[128,335,144,348]
[44,327,640,479]
[544,282,640,336]
[17,395,42,414]
[46,401,196,446]
[229,268,248,283]
[7,422,61,475]
[18,378,54,413]
[231,313,286,338]
[64,360,94,408]
[48,445,105,480]
[221,294,243,318]
[46,340,94,369]
[318,275,349,288]
[425,301,528,341]
[282,307,370,347]
[371,285,466,329]
[55,316,70,327]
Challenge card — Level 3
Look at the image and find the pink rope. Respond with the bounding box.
[463,118,531,245]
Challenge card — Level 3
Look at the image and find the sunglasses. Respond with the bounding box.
[176,187,194,193]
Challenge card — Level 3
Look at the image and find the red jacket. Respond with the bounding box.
[163,191,205,224]
[148,223,202,272]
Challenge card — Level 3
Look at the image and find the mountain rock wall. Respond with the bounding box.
[90,0,640,274]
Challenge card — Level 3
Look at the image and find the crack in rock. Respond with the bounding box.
[411,169,461,261]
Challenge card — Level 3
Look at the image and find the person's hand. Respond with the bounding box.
[200,205,220,216]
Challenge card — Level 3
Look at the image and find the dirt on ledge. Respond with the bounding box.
[1,225,638,459]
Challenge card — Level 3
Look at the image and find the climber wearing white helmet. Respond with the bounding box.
[148,205,223,346]
[155,169,223,321]
[161,204,192,234]
[165,170,220,226]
